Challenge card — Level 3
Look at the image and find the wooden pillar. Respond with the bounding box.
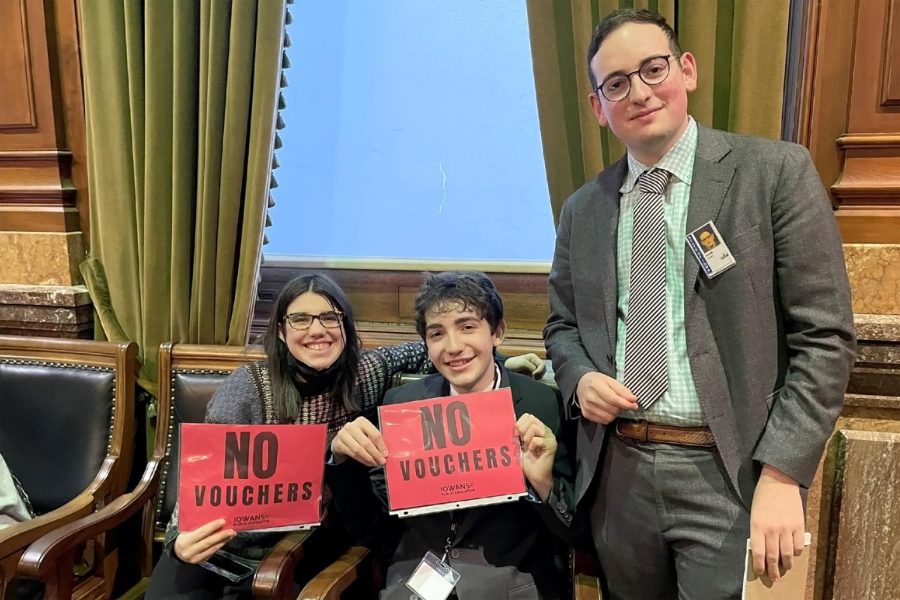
[788,1,900,598]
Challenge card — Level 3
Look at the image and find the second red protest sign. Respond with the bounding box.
[379,388,527,515]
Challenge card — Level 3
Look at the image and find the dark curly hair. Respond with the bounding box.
[413,271,504,339]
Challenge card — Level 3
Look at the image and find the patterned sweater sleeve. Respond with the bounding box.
[204,365,265,425]
[355,341,431,413]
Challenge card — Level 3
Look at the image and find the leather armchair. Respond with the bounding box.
[20,342,317,599]
[0,335,138,598]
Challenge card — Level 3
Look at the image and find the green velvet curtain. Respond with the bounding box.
[77,0,287,396]
[526,0,790,223]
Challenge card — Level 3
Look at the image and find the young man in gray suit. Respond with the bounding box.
[543,9,856,599]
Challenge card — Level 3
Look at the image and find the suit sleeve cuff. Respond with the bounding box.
[325,448,349,466]
[566,393,582,420]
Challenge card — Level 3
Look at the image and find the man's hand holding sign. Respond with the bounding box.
[515,412,557,502]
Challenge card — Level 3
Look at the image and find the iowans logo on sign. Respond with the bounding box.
[178,424,326,532]
[379,388,526,515]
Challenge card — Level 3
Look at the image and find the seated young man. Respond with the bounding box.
[337,271,575,600]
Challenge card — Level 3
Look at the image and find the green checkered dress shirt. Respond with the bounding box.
[615,117,706,425]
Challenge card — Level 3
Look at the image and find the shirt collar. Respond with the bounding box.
[620,116,697,194]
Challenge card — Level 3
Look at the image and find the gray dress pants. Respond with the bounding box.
[589,434,750,600]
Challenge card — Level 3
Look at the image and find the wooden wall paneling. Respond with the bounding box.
[791,0,900,244]
[792,0,856,197]
[0,0,37,130]
[802,0,900,244]
[0,0,92,335]
[832,134,900,242]
[881,0,900,105]
[254,265,550,356]
[0,0,60,148]
[47,0,90,243]
[831,0,900,241]
[847,0,900,132]
[0,0,87,235]
[0,202,80,232]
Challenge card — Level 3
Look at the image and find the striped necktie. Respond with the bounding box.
[624,167,671,409]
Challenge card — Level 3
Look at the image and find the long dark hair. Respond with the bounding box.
[263,274,361,422]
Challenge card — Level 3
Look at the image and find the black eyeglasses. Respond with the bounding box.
[595,54,676,102]
[284,310,344,330]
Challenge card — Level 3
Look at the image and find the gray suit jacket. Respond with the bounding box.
[544,125,856,507]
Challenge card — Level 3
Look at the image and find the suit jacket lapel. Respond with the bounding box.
[595,158,627,350]
[421,372,450,400]
[683,126,735,309]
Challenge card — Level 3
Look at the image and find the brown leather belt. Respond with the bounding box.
[615,419,716,448]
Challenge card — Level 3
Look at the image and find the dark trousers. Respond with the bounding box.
[144,551,253,600]
[589,434,749,600]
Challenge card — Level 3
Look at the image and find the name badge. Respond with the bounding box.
[406,551,461,600]
[686,221,735,278]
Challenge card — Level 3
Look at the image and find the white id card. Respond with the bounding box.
[687,221,736,278]
[406,551,461,600]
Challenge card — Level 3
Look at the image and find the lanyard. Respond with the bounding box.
[440,513,458,563]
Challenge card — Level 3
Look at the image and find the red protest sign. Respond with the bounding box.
[379,388,526,515]
[178,424,326,532]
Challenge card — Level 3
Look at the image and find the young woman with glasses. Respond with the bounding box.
[146,273,541,599]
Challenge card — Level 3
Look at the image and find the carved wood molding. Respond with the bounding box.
[0,205,79,232]
[0,150,74,164]
[831,150,900,205]
[834,209,900,243]
[836,134,900,149]
[0,188,77,204]
[0,150,76,210]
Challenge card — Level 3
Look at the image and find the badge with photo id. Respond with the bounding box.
[406,551,461,600]
[686,221,736,278]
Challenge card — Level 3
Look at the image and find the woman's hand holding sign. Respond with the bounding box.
[515,413,556,502]
[332,416,389,466]
[174,518,236,564]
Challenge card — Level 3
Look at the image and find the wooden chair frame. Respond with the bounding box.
[19,342,314,599]
[0,335,138,599]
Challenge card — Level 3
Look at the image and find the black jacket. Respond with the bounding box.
[372,366,575,600]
